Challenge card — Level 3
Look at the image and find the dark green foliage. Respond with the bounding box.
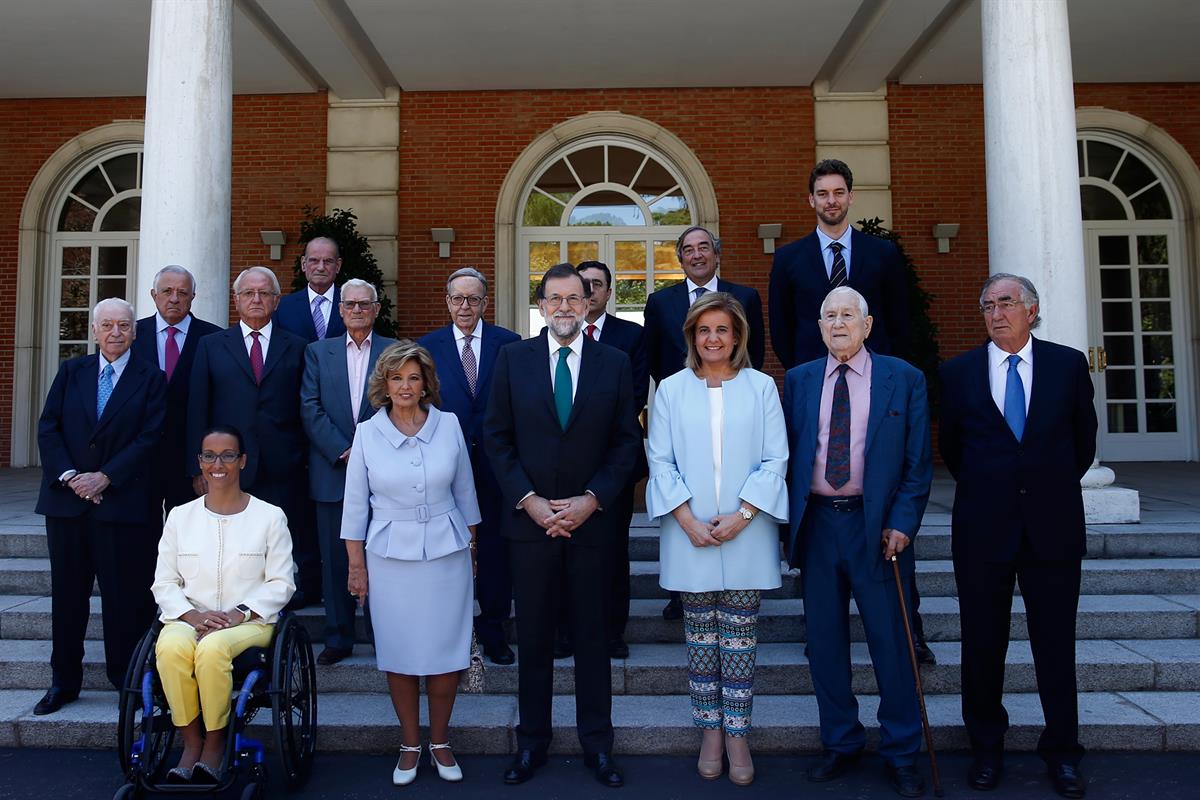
[857,216,941,406]
[293,207,397,337]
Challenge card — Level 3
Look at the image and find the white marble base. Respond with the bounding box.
[1084,487,1141,524]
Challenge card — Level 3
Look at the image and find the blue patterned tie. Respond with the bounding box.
[554,346,573,430]
[97,363,114,417]
[312,295,327,339]
[1004,354,1026,441]
[825,364,851,489]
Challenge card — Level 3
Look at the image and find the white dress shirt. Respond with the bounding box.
[307,285,336,331]
[988,336,1034,415]
[816,226,854,280]
[452,318,483,367]
[98,348,131,387]
[239,320,272,360]
[154,313,191,371]
[685,276,720,306]
[547,330,584,400]
[346,333,373,415]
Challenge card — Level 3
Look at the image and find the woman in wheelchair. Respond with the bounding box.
[150,425,296,784]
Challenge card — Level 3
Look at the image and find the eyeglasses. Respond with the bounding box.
[199,451,241,464]
[237,289,278,300]
[980,299,1022,315]
[544,294,586,309]
[340,300,378,310]
[96,320,133,333]
[448,295,485,308]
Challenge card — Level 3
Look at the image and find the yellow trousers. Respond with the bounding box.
[156,620,274,732]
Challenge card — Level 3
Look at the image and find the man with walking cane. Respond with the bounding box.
[783,286,934,797]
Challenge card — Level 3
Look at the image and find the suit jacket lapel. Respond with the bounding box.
[566,337,601,430]
[864,354,895,454]
[323,338,353,429]
[174,314,202,383]
[529,331,558,423]
[1025,336,1048,437]
[977,343,1016,440]
[75,355,100,427]
[259,330,289,382]
[95,358,143,433]
[223,328,257,384]
[443,327,473,400]
[804,364,823,457]
[360,335,388,421]
[477,324,502,394]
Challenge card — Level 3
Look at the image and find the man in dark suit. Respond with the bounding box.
[939,274,1096,799]
[769,159,911,369]
[301,278,395,665]
[575,260,648,658]
[783,286,931,798]
[131,265,221,516]
[484,263,641,788]
[188,266,321,605]
[35,298,167,714]
[644,225,765,619]
[418,267,520,666]
[273,237,347,343]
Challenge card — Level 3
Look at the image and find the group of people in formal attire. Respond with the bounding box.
[34,159,1095,798]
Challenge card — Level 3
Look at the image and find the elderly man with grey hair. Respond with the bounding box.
[418,266,521,665]
[35,297,168,715]
[187,266,323,608]
[132,265,222,515]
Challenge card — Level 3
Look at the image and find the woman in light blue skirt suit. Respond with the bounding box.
[342,342,481,785]
[645,292,788,785]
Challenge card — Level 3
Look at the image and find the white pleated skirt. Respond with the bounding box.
[365,547,473,676]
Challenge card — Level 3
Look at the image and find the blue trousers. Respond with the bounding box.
[315,500,358,650]
[802,504,921,766]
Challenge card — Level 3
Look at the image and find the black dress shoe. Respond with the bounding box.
[806,750,861,782]
[553,635,573,660]
[887,764,926,798]
[317,646,352,666]
[33,686,79,716]
[967,757,1002,790]
[503,749,547,784]
[584,752,624,788]
[662,596,683,620]
[607,638,630,659]
[1049,764,1086,798]
[914,640,937,666]
[484,642,516,665]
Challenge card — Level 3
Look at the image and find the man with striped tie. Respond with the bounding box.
[273,237,347,343]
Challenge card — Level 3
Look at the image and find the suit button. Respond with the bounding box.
[415,484,424,492]
[1019,488,1027,495]
[411,459,421,466]
[89,443,96,449]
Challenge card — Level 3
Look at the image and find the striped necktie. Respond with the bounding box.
[829,242,847,288]
[312,295,327,339]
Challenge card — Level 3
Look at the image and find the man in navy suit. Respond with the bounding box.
[484,264,641,788]
[273,237,347,343]
[939,274,1096,799]
[644,225,765,619]
[301,278,395,665]
[783,287,931,798]
[418,267,520,666]
[188,266,321,605]
[35,298,167,714]
[769,159,911,369]
[131,265,221,516]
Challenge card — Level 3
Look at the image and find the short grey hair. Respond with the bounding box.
[152,265,196,293]
[91,297,135,326]
[232,266,281,295]
[340,278,378,302]
[446,267,488,295]
[981,272,1041,328]
[675,225,722,259]
[819,286,870,319]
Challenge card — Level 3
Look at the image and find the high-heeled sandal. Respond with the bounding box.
[392,744,423,785]
[429,741,463,782]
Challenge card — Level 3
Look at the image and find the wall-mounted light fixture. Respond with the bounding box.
[259,230,286,261]
[431,228,455,258]
[758,224,783,254]
[931,223,960,254]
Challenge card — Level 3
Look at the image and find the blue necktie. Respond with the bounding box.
[554,346,573,430]
[1004,354,1026,441]
[312,295,327,339]
[97,363,114,417]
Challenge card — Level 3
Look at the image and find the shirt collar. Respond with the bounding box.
[99,348,132,376]
[825,345,870,378]
[816,225,853,253]
[988,335,1034,369]
[685,275,719,295]
[587,312,608,334]
[240,320,272,341]
[547,329,585,361]
[307,284,336,305]
[371,404,441,447]
[346,331,372,351]
[155,313,191,335]
[452,318,484,342]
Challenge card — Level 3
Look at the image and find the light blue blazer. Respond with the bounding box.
[646,368,789,592]
[340,406,482,562]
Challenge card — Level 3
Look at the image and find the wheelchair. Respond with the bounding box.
[113,613,317,799]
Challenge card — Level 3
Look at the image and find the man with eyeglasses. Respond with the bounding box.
[302,278,396,665]
[131,265,221,516]
[418,267,520,666]
[484,263,641,788]
[273,237,347,342]
[187,266,323,609]
[34,297,167,715]
[939,274,1097,799]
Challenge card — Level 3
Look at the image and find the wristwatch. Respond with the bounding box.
[235,604,253,623]
[737,506,755,521]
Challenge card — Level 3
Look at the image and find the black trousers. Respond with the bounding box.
[510,537,613,755]
[473,465,512,650]
[45,516,159,692]
[252,474,321,597]
[315,500,358,650]
[954,536,1084,767]
[555,483,633,646]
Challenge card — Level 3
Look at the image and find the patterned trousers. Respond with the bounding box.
[681,590,762,736]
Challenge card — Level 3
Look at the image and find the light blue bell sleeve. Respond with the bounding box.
[644,379,693,521]
[736,373,789,522]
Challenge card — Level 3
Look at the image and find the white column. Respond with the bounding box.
[136,0,233,326]
[981,0,1138,522]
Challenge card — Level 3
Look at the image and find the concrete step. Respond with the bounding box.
[4,637,1195,696]
[1,689,1195,752]
[4,594,1197,643]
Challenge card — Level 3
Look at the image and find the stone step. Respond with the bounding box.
[3,594,1197,643]
[1,689,1195,752]
[4,637,1194,696]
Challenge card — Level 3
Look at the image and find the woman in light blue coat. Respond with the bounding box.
[645,292,788,786]
[341,341,480,785]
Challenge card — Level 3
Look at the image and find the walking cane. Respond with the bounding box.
[891,555,944,797]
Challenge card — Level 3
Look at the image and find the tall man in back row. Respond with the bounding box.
[274,237,347,343]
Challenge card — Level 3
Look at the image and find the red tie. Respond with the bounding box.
[164,326,180,381]
[586,324,598,340]
[249,331,264,384]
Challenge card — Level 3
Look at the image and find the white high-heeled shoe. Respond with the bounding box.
[429,742,464,782]
[392,744,423,785]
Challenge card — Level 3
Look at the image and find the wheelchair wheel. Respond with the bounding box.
[112,782,138,800]
[116,622,175,780]
[271,615,317,788]
[239,779,265,800]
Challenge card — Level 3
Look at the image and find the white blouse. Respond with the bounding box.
[709,386,724,499]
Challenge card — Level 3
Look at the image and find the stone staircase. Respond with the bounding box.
[1,505,1198,754]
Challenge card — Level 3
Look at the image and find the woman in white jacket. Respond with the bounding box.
[151,425,295,784]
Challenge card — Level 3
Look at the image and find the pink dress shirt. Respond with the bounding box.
[346,333,372,415]
[810,347,871,496]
